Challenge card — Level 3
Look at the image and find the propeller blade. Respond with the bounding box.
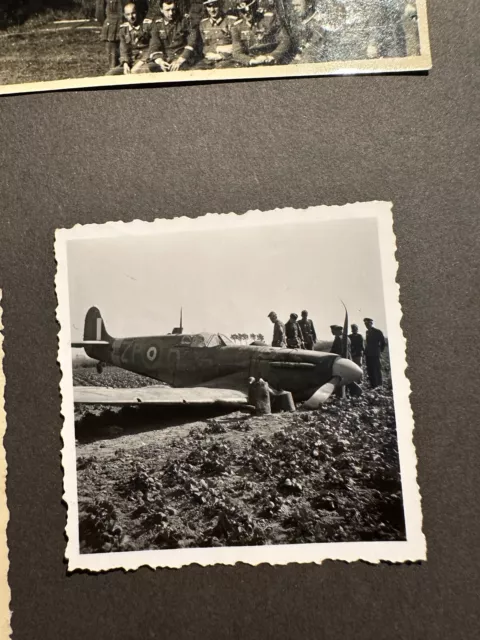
[303,377,339,409]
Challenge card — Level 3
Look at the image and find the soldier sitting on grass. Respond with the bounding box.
[148,0,198,72]
[231,0,291,67]
[196,0,237,69]
[106,3,154,75]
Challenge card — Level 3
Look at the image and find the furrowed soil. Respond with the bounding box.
[74,363,406,554]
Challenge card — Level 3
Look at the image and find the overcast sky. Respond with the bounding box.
[67,216,387,343]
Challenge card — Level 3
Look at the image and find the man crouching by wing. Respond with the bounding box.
[107,3,154,75]
[231,0,291,67]
[148,0,198,72]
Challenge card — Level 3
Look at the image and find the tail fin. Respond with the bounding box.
[71,307,113,362]
[83,306,113,343]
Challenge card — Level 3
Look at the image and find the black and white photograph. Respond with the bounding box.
[56,203,425,571]
[0,0,431,95]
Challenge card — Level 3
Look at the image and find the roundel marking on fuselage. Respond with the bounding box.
[146,345,158,362]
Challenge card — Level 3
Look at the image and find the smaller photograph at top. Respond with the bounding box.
[0,0,431,96]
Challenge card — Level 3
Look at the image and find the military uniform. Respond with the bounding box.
[149,15,198,67]
[349,332,364,367]
[298,318,316,350]
[147,0,204,27]
[364,326,386,388]
[271,320,286,348]
[96,0,125,69]
[285,319,304,349]
[107,19,154,74]
[196,13,237,67]
[231,10,291,65]
[330,334,351,359]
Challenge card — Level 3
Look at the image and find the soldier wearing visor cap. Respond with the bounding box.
[196,0,237,68]
[231,0,291,66]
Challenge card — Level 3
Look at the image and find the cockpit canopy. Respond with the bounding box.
[178,333,233,348]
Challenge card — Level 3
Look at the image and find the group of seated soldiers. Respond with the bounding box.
[96,0,418,75]
[97,0,303,75]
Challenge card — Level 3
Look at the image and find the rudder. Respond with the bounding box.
[83,307,113,343]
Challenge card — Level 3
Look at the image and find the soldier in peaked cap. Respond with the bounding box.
[363,317,386,388]
[285,313,305,349]
[196,0,237,68]
[298,309,317,350]
[268,311,286,348]
[106,3,155,74]
[231,0,291,67]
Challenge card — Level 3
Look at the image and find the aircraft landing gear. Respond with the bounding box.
[96,362,104,374]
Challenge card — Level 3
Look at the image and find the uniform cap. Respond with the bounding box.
[290,313,298,320]
[363,317,373,322]
[203,0,219,4]
[267,311,277,318]
[351,323,358,329]
[301,310,308,315]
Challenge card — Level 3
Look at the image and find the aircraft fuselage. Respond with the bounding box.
[84,333,344,401]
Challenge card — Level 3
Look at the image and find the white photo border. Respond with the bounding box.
[55,202,426,572]
[1,1,431,97]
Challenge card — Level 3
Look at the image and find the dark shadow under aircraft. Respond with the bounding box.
[72,307,362,410]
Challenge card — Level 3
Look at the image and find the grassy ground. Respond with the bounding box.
[0,15,105,85]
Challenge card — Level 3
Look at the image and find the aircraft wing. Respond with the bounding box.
[74,385,248,406]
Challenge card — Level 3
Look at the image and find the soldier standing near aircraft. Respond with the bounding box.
[268,311,286,348]
[349,323,364,367]
[196,0,237,68]
[363,317,386,388]
[106,3,154,74]
[285,313,305,349]
[330,324,351,358]
[148,0,198,71]
[231,0,291,67]
[298,310,316,350]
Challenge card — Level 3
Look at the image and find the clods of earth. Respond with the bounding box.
[74,367,405,554]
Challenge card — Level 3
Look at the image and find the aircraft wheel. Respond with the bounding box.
[96,362,104,374]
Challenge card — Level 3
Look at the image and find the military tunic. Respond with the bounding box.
[330,335,351,359]
[96,0,124,41]
[231,10,291,65]
[285,319,304,349]
[199,14,236,58]
[349,332,364,367]
[364,327,386,388]
[298,318,316,350]
[271,320,286,348]
[119,19,154,65]
[149,16,198,65]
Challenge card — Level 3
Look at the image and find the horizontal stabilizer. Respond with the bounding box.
[74,385,248,406]
[72,341,110,348]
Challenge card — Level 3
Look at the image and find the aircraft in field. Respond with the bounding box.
[71,307,362,410]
